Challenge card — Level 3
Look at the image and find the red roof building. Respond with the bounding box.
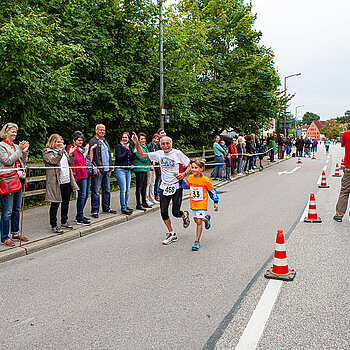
[305,120,326,140]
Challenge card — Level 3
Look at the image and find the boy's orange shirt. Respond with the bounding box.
[186,174,214,210]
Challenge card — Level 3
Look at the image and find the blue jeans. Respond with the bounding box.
[76,177,88,220]
[1,190,23,241]
[226,166,231,180]
[84,176,91,207]
[213,155,224,180]
[154,173,161,196]
[91,173,111,214]
[304,148,311,157]
[114,168,131,211]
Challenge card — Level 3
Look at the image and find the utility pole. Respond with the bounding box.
[284,73,301,137]
[159,0,164,129]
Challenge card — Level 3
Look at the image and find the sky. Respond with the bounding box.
[164,0,350,121]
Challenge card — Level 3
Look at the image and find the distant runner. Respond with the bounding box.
[131,132,191,244]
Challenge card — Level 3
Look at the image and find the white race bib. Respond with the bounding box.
[190,187,203,201]
[163,183,177,196]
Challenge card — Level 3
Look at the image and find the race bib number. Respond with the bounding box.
[163,183,177,196]
[190,187,203,201]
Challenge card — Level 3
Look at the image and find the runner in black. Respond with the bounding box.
[131,132,191,244]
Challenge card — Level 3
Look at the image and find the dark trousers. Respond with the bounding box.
[49,183,72,227]
[135,171,148,206]
[231,158,238,175]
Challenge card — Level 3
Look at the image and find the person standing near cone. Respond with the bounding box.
[334,130,350,222]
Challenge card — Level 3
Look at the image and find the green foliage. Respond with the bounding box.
[0,0,281,156]
[337,110,350,123]
[302,111,320,125]
[321,120,339,139]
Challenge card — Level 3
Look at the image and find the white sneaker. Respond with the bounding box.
[153,200,160,205]
[162,233,178,245]
[146,200,154,206]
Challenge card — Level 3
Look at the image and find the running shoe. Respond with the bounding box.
[205,215,211,229]
[162,233,178,245]
[183,211,190,228]
[192,241,200,251]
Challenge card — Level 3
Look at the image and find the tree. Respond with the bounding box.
[337,110,350,123]
[302,112,320,125]
[321,120,339,139]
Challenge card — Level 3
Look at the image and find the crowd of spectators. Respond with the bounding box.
[0,122,323,246]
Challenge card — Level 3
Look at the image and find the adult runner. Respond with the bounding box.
[131,132,191,244]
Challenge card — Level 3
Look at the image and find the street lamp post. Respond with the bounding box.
[284,73,302,137]
[294,104,305,138]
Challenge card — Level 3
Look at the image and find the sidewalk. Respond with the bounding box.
[0,155,288,263]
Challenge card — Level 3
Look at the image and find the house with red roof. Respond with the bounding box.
[305,120,326,140]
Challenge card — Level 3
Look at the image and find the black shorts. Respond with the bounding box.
[159,188,183,221]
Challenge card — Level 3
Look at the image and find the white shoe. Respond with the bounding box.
[162,233,178,245]
[146,200,154,206]
[153,200,160,205]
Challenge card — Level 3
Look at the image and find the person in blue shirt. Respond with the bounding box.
[212,135,225,181]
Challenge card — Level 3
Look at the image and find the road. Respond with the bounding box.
[1,144,348,349]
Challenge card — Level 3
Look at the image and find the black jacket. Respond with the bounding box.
[115,142,135,168]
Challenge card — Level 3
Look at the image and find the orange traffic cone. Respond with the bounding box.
[318,170,329,188]
[341,159,344,170]
[265,230,296,281]
[304,193,322,222]
[297,156,302,164]
[312,152,316,160]
[332,164,341,177]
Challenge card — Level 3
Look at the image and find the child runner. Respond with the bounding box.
[181,159,219,251]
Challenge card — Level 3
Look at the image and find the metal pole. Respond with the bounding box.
[159,0,164,129]
[294,105,305,139]
[284,73,302,138]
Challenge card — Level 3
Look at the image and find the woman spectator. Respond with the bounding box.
[212,135,225,181]
[268,135,277,162]
[67,131,91,225]
[245,135,256,173]
[146,133,160,205]
[251,133,260,168]
[134,132,151,211]
[43,134,79,233]
[236,138,244,175]
[0,123,29,246]
[229,138,238,176]
[114,132,135,215]
[150,133,161,202]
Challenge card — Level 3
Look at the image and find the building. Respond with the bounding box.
[305,120,326,140]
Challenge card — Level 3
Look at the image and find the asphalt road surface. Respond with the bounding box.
[1,145,345,349]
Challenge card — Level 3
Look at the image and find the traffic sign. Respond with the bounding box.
[161,108,167,115]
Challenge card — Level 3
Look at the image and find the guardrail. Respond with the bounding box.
[24,149,215,199]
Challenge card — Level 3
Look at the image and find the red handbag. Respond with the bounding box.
[0,171,22,196]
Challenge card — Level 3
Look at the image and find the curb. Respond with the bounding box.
[0,156,290,264]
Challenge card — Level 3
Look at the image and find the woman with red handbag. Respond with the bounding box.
[0,122,29,247]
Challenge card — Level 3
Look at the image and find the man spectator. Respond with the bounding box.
[277,134,285,159]
[304,137,312,157]
[88,124,116,218]
[298,136,304,157]
[334,130,350,222]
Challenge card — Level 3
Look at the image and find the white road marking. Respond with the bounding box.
[326,160,329,163]
[323,165,327,171]
[277,167,301,176]
[235,280,283,350]
[15,317,34,326]
[300,200,310,221]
